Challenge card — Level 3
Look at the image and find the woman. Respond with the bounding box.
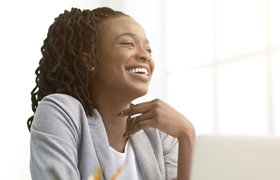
[28,7,195,180]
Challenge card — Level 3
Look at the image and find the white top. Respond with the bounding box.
[110,140,142,180]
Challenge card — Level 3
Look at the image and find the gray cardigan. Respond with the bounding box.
[30,94,178,180]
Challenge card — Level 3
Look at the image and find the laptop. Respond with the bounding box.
[189,135,280,180]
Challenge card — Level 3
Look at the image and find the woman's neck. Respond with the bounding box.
[93,93,131,152]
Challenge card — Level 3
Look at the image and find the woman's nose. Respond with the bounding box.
[136,47,151,62]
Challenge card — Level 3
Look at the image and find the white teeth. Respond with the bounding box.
[129,67,148,75]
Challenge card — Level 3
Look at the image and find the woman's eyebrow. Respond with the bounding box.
[115,32,135,40]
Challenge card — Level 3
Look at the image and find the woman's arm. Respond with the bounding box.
[176,130,195,180]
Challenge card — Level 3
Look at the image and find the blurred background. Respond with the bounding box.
[0,0,279,179]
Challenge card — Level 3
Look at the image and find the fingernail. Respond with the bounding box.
[117,111,124,116]
[123,132,128,137]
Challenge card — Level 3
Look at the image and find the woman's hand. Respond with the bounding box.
[120,99,195,180]
[120,99,195,140]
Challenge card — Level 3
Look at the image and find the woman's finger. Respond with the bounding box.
[124,110,155,137]
[127,118,155,136]
[118,100,156,116]
[124,113,143,137]
[126,115,133,131]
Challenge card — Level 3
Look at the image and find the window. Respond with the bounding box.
[166,0,280,135]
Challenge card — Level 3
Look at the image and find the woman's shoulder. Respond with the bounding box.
[40,93,82,107]
[31,93,89,158]
[38,93,85,115]
[32,93,87,133]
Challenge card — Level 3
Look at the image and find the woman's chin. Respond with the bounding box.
[131,88,148,99]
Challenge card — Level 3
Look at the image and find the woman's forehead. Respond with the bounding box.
[100,16,147,40]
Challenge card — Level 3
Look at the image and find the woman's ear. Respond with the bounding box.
[81,52,97,72]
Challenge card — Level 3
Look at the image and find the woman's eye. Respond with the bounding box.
[122,41,134,47]
[146,48,153,54]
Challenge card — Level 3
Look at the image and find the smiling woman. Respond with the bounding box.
[28,7,195,180]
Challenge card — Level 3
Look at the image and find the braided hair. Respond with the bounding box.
[27,7,128,131]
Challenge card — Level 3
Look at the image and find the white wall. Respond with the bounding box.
[0,1,164,179]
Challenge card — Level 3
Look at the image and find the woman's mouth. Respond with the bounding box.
[128,67,148,76]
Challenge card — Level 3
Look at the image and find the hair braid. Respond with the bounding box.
[27,7,128,131]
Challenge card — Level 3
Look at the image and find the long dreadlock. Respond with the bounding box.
[27,7,128,131]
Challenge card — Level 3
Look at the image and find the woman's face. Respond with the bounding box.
[92,16,155,100]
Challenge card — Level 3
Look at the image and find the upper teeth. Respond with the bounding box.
[129,67,148,75]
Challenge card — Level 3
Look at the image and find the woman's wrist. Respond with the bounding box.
[178,123,196,146]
